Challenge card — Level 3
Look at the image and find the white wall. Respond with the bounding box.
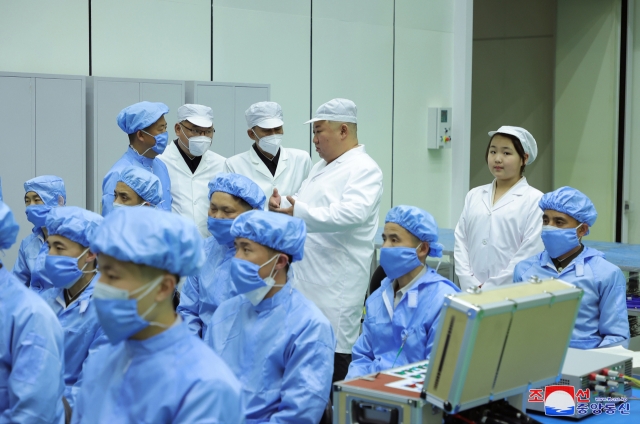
[471,0,556,195]
[0,0,460,253]
[555,0,620,242]
[626,0,640,243]
[312,0,394,225]
[91,0,211,81]
[0,0,89,75]
[393,0,454,227]
[211,0,311,153]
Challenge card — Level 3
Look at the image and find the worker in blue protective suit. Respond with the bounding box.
[0,197,66,423]
[72,207,244,423]
[178,172,266,337]
[101,101,172,216]
[205,210,335,424]
[13,175,66,287]
[514,187,630,349]
[113,166,164,208]
[347,206,460,379]
[37,206,108,408]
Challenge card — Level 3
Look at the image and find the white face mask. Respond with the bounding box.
[113,202,149,208]
[179,124,211,157]
[253,130,283,157]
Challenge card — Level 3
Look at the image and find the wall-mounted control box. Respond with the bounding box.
[427,107,452,149]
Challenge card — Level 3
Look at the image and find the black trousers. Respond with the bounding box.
[333,352,352,383]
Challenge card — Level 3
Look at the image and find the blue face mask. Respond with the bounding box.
[25,205,52,228]
[41,247,95,289]
[379,244,423,280]
[141,130,169,155]
[541,224,582,259]
[230,255,281,306]
[208,217,235,247]
[92,275,168,344]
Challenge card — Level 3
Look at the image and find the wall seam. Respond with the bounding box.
[391,0,396,207]
[309,0,313,156]
[88,0,92,76]
[210,0,214,81]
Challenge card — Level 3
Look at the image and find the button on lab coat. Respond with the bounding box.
[454,177,544,291]
[287,145,383,353]
[224,146,312,210]
[158,141,226,237]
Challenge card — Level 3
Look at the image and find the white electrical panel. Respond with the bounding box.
[427,107,452,149]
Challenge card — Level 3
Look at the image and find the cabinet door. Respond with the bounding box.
[140,82,185,134]
[94,80,139,211]
[35,77,86,208]
[194,84,236,159]
[0,76,35,268]
[234,86,269,155]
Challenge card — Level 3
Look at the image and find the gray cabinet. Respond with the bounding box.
[0,72,85,268]
[186,82,270,158]
[86,77,185,212]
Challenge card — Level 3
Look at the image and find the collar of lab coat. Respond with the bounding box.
[253,280,292,312]
[333,144,365,165]
[54,272,99,312]
[126,146,155,168]
[249,145,289,179]
[125,318,189,356]
[162,140,218,176]
[481,177,530,211]
[538,246,604,277]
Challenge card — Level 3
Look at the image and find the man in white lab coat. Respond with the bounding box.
[224,101,311,209]
[158,104,225,237]
[270,98,383,382]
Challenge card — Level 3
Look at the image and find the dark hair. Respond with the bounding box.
[231,195,253,212]
[485,133,528,175]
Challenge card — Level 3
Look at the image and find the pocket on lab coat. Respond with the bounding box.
[295,238,341,289]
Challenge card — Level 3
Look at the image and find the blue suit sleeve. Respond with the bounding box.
[597,268,630,347]
[67,327,109,408]
[172,378,245,424]
[12,241,31,286]
[2,301,65,423]
[512,262,524,283]
[268,334,335,424]
[425,308,444,359]
[346,304,377,379]
[101,171,120,217]
[177,275,203,338]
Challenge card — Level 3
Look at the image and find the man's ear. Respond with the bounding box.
[155,274,177,302]
[340,123,349,139]
[86,251,97,263]
[136,130,147,144]
[417,241,430,259]
[577,223,589,238]
[247,128,258,141]
[275,253,289,271]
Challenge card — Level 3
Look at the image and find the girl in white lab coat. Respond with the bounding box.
[454,126,544,291]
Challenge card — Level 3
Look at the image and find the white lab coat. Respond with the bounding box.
[454,177,544,291]
[157,141,225,237]
[285,145,383,354]
[223,146,312,209]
